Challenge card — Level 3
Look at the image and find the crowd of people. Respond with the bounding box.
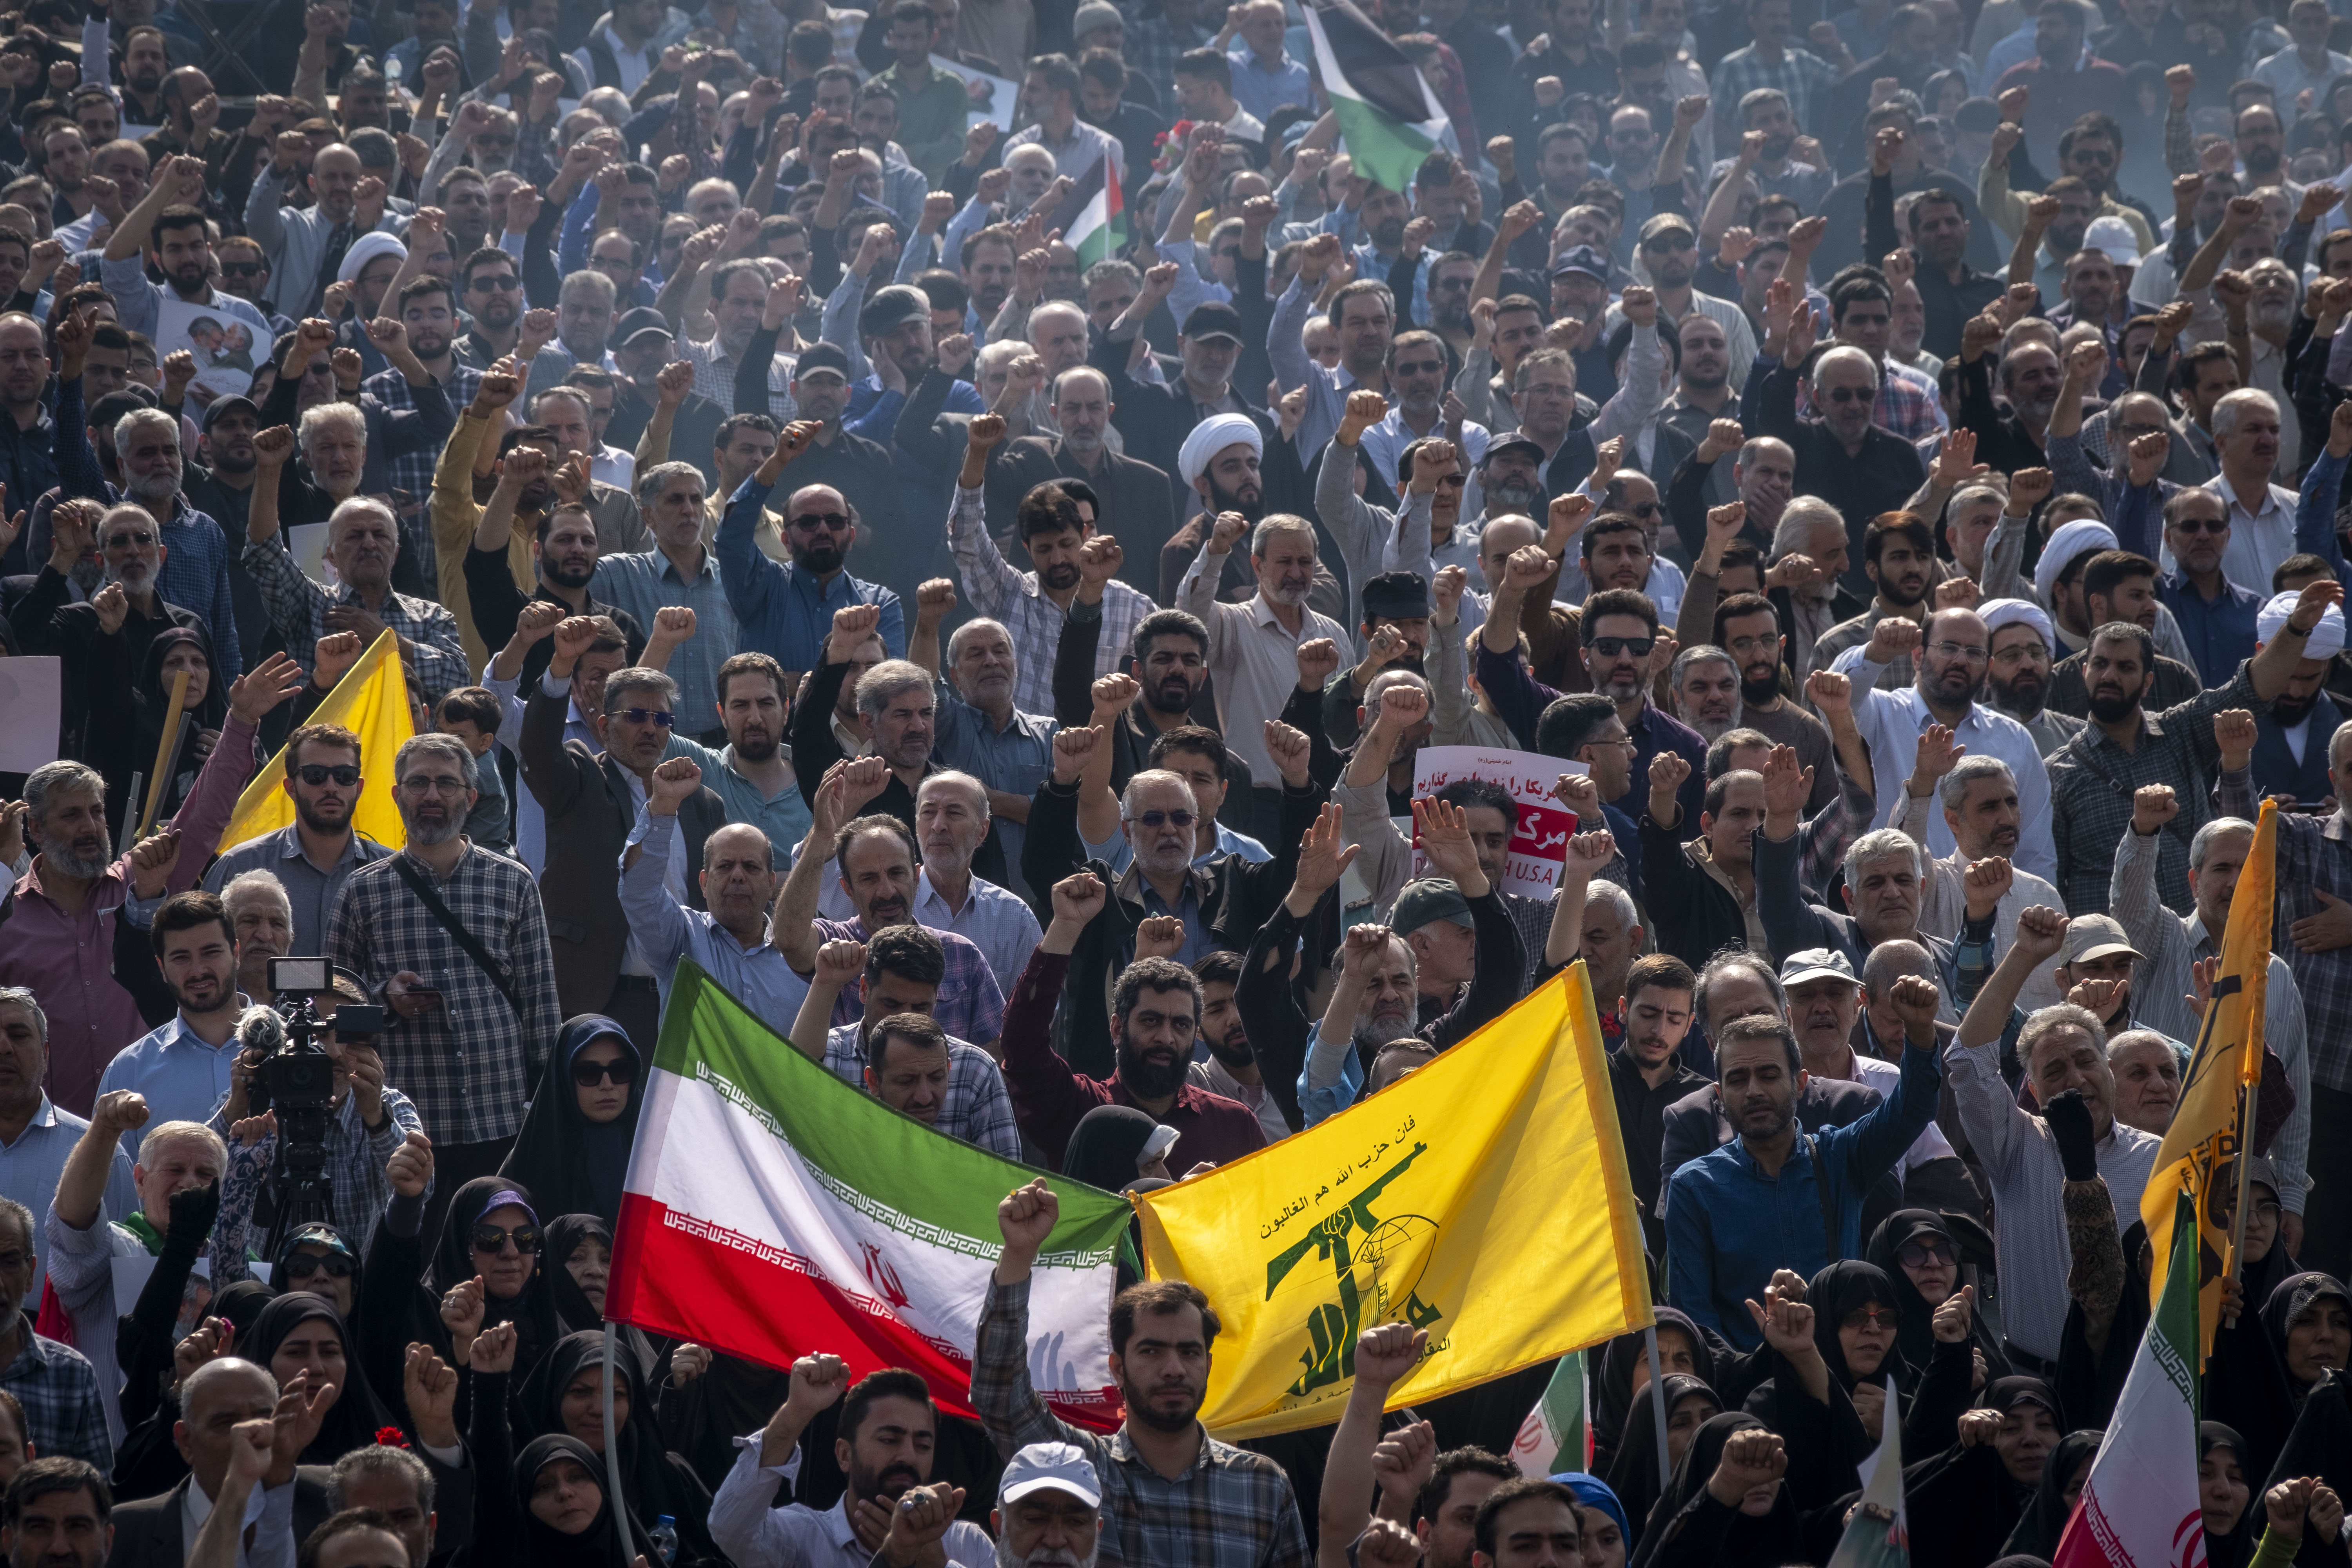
[7,0,2352,1561]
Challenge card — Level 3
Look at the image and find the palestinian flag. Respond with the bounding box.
[1047,154,1127,269]
[607,963,1135,1429]
[1303,0,1450,197]
[1509,1354,1590,1477]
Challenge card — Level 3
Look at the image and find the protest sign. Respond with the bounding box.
[1410,745,1584,897]
[154,297,260,403]
[0,658,60,775]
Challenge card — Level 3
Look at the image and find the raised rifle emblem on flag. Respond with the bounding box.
[861,1240,912,1310]
[1265,1140,1443,1396]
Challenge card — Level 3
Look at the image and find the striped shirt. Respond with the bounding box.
[818,1023,1021,1159]
[945,484,1154,717]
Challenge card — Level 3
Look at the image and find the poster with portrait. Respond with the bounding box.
[154,295,259,405]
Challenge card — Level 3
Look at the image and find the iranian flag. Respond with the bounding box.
[1303,0,1451,197]
[1510,1355,1590,1477]
[607,963,1136,1429]
[1046,155,1127,269]
[2050,1192,2206,1568]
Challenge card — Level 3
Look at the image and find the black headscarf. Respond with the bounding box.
[1596,1308,1720,1470]
[212,1279,277,1340]
[1867,1209,2013,1384]
[2262,1272,2352,1396]
[1062,1105,1165,1191]
[518,1330,714,1564]
[498,1016,643,1228]
[239,1291,394,1464]
[542,1214,659,1385]
[1604,1372,1720,1549]
[1998,1428,2103,1560]
[2200,1422,2260,1568]
[1806,1259,1911,1394]
[131,625,231,820]
[428,1176,563,1375]
[2207,1196,2309,1481]
[1626,1411,1801,1568]
[515,1434,635,1568]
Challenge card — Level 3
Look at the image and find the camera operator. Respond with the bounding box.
[207,969,426,1277]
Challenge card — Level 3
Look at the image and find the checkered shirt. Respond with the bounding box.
[1127,15,1216,105]
[150,497,243,680]
[972,1275,1313,1568]
[206,1085,423,1274]
[1795,365,1944,443]
[946,484,1154,716]
[364,361,485,514]
[0,1330,110,1472]
[327,846,565,1144]
[240,531,470,703]
[1707,45,1843,129]
[815,918,1006,1045]
[820,1023,1021,1158]
[682,333,797,417]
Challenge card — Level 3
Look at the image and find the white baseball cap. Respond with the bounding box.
[999,1442,1103,1508]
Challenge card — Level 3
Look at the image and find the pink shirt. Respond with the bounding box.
[0,717,257,1116]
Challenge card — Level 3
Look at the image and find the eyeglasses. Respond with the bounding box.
[1726,635,1778,656]
[1394,359,1446,376]
[1927,641,1989,662]
[1627,500,1661,518]
[2254,1199,2283,1221]
[105,531,158,549]
[1895,1239,1955,1269]
[1821,385,1873,404]
[401,775,470,795]
[614,707,676,728]
[467,273,520,291]
[1590,636,1656,657]
[298,764,361,786]
[571,1055,637,1087]
[471,1223,541,1254]
[218,261,266,278]
[283,1251,356,1281]
[2169,515,2228,535]
[1841,1306,1898,1330]
[790,512,852,533]
[1129,809,1198,828]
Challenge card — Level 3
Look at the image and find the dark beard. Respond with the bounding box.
[1207,1029,1253,1069]
[1118,1371,1202,1432]
[1739,669,1780,706]
[2086,688,2140,724]
[543,557,595,591]
[731,729,779,761]
[1116,1042,1187,1100]
[1989,668,2043,715]
[2273,692,2320,727]
[1040,561,1080,591]
[793,541,847,574]
[1205,474,1263,522]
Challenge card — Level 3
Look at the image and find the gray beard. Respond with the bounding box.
[403,812,463,848]
[42,832,113,880]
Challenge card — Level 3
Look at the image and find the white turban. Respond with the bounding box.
[1178,413,1263,489]
[336,230,407,285]
[2258,590,2347,659]
[2031,518,2119,607]
[1978,597,2056,653]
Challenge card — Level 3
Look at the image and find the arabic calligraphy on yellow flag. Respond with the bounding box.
[214,630,413,856]
[1132,962,1652,1440]
[2140,796,2275,1364]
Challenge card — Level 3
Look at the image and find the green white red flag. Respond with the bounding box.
[1510,1354,1590,1477]
[607,963,1135,1428]
[1047,156,1127,270]
[1302,0,1450,196]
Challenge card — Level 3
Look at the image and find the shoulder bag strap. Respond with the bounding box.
[390,856,528,1024]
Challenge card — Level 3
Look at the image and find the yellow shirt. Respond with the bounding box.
[429,410,534,674]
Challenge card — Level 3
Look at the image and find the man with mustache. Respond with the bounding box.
[2045,550,2200,717]
[203,721,392,955]
[953,419,1155,714]
[100,155,273,378]
[2195,387,2298,590]
[1050,592,1258,818]
[637,653,809,858]
[2046,579,2342,916]
[328,732,566,1220]
[2241,589,2352,809]
[92,891,254,1149]
[1956,310,2062,473]
[1709,589,1847,815]
[1814,513,1936,693]
[713,1354,997,1568]
[590,461,736,734]
[1187,950,1286,1144]
[719,412,907,678]
[465,448,647,695]
[980,364,1176,600]
[1980,597,2085,758]
[1888,745,2065,1011]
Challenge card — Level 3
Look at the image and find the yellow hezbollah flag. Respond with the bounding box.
[2141,797,2274,1363]
[214,631,413,856]
[1133,963,1652,1440]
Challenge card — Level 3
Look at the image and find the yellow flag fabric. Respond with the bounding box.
[213,631,414,855]
[1132,963,1652,1440]
[2140,798,2273,1362]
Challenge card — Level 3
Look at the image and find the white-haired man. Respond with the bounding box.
[244,429,468,701]
[1764,497,1862,682]
[90,402,241,679]
[911,583,1060,907]
[909,770,1042,992]
[1891,745,2065,1012]
[2198,387,2298,590]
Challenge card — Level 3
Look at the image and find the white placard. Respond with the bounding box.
[111,1254,212,1340]
[1410,745,1587,898]
[941,53,1019,131]
[289,523,337,586]
[153,297,260,403]
[0,659,60,774]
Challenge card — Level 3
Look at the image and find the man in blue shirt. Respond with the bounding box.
[94,891,248,1165]
[2150,485,2261,687]
[1663,985,1944,1349]
[715,413,905,675]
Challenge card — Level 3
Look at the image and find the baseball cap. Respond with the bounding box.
[2082,215,2140,268]
[858,284,929,339]
[201,394,260,432]
[1552,245,1610,282]
[1483,434,1549,467]
[2056,913,2142,967]
[1392,877,1473,935]
[1000,1442,1103,1508]
[1362,570,1432,621]
[1778,948,1858,987]
[613,306,675,347]
[795,342,853,379]
[1181,301,1244,343]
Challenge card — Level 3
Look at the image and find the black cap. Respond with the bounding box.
[1483,434,1548,467]
[613,306,674,347]
[859,284,930,339]
[200,394,260,432]
[1362,570,1432,621]
[795,342,853,378]
[1181,301,1244,343]
[90,388,157,431]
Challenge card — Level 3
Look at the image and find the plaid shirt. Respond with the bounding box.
[682,333,795,416]
[819,1023,1021,1158]
[2271,808,2352,1093]
[327,845,565,1144]
[240,531,470,703]
[149,497,243,680]
[815,918,1007,1044]
[0,1329,110,1472]
[1127,13,1215,105]
[972,1275,1313,1568]
[1795,363,1944,443]
[206,1085,424,1274]
[947,484,1153,716]
[1707,43,1842,130]
[364,361,484,517]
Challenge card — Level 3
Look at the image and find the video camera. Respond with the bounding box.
[240,957,389,1248]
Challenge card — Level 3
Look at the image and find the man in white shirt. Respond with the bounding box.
[711,1352,997,1568]
[573,0,670,95]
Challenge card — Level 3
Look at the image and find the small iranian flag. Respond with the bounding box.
[2051,1192,2205,1568]
[608,964,1135,1428]
[1303,0,1451,197]
[1046,156,1127,269]
[1510,1354,1590,1477]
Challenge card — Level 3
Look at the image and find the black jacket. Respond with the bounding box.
[1749,362,1927,596]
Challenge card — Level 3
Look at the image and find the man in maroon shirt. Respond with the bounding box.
[999,870,1267,1172]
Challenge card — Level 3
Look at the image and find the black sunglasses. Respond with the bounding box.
[471,1223,541,1254]
[1590,635,1656,657]
[572,1055,638,1087]
[298,764,361,786]
[467,273,520,290]
[614,707,675,728]
[790,511,852,532]
[283,1251,356,1280]
[218,261,267,278]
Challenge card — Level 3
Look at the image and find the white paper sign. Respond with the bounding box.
[111,1254,212,1341]
[0,658,60,774]
[289,522,337,587]
[1410,745,1587,898]
[941,53,1020,131]
[153,296,261,403]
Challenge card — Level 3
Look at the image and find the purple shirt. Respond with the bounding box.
[816,918,1007,1047]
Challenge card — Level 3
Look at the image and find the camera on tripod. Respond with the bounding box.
[244,958,388,1255]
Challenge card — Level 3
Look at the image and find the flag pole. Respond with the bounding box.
[2227,1079,2261,1279]
[1644,1326,1670,1490]
[136,668,190,837]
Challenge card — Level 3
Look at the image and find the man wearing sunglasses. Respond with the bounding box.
[455,251,524,368]
[524,624,726,1053]
[1776,947,1969,1201]
[204,722,392,955]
